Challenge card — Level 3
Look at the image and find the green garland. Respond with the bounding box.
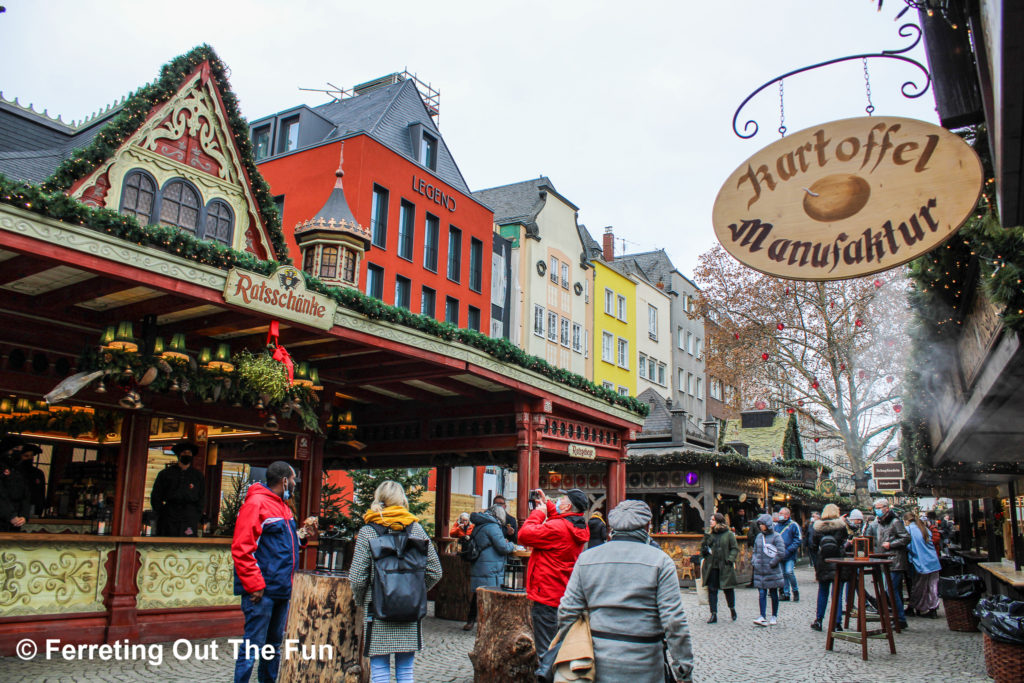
[0,409,120,440]
[79,347,322,433]
[627,449,792,478]
[770,480,851,507]
[779,458,831,476]
[41,45,291,263]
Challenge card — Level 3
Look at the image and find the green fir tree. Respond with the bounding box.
[782,413,804,460]
[344,468,431,538]
[217,469,252,536]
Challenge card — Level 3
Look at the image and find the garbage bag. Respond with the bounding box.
[980,610,1024,645]
[938,574,984,599]
[940,555,965,577]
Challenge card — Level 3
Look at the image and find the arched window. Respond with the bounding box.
[204,199,234,246]
[342,248,356,283]
[320,246,339,279]
[159,180,201,234]
[302,247,316,273]
[119,170,157,223]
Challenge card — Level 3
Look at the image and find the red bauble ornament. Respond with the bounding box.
[785,287,790,295]
[874,279,883,288]
[734,332,740,340]
[777,323,785,331]
[761,353,769,361]
[798,400,804,406]
[787,407,795,414]
[811,380,819,389]
[855,319,864,327]
[814,437,820,443]
[893,404,902,413]
[839,363,846,371]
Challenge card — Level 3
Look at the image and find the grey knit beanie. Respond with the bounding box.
[608,499,652,531]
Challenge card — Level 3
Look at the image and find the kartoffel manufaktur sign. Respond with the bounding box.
[224,266,337,330]
[712,116,984,280]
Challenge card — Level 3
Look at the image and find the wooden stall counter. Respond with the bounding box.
[979,561,1024,600]
[651,533,753,585]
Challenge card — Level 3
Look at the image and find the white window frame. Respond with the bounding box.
[560,317,571,348]
[677,326,685,350]
[604,288,614,315]
[687,372,695,395]
[547,311,558,342]
[678,369,686,395]
[550,256,559,284]
[584,278,590,304]
[686,332,694,355]
[617,295,627,322]
[617,337,629,369]
[602,380,614,390]
[617,385,629,397]
[572,323,583,353]
[533,304,545,338]
[602,332,614,363]
[638,354,647,377]
[657,363,666,386]
[696,376,704,399]
[648,304,658,340]
[695,337,703,358]
[560,262,569,289]
[648,358,656,381]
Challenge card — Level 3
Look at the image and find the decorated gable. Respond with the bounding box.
[68,55,279,261]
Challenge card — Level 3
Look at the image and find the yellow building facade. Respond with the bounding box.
[592,260,636,396]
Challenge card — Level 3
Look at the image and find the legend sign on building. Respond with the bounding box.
[712,116,983,280]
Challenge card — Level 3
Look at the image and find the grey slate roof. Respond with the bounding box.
[471,176,554,225]
[637,387,672,437]
[0,100,117,183]
[301,80,471,194]
[578,224,603,261]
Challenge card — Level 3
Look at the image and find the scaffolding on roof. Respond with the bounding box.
[299,69,440,122]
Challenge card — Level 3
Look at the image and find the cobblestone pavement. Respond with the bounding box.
[0,567,990,682]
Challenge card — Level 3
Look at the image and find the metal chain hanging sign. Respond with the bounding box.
[711,116,983,280]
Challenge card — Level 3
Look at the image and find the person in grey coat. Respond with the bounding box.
[869,497,912,628]
[463,504,515,630]
[751,513,786,626]
[557,499,694,683]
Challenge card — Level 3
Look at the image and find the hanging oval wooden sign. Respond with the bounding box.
[711,116,983,280]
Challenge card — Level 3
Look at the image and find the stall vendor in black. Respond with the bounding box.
[0,436,32,532]
[151,441,205,536]
[15,442,45,516]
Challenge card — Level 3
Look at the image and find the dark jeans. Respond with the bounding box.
[889,570,907,622]
[531,601,559,677]
[234,595,289,683]
[708,587,735,614]
[467,593,478,622]
[816,580,844,625]
[758,588,779,618]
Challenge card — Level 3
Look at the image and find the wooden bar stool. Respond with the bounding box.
[825,558,897,661]
[843,559,902,633]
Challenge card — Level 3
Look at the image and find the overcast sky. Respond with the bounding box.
[0,0,939,276]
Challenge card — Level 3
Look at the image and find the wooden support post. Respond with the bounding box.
[1009,481,1023,571]
[435,465,452,538]
[983,498,1003,561]
[300,436,324,570]
[469,588,537,682]
[607,460,622,510]
[106,411,152,643]
[516,409,531,526]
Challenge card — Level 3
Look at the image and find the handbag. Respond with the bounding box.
[538,612,595,683]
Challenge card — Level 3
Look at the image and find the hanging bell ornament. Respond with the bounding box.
[170,377,180,392]
[124,366,134,377]
[118,390,142,410]
[264,414,279,431]
[95,381,107,394]
[255,397,265,410]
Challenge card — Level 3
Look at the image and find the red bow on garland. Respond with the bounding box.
[267,321,294,385]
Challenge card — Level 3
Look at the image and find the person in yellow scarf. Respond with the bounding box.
[350,481,442,683]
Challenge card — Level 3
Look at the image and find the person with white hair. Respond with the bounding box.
[869,497,911,629]
[556,499,694,682]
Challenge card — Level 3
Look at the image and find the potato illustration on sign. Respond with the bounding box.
[803,174,871,223]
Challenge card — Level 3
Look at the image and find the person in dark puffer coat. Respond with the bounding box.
[463,505,515,630]
[809,504,848,632]
[700,512,739,623]
[751,513,786,626]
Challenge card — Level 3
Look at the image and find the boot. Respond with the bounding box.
[707,613,717,624]
[730,608,738,621]
[793,590,800,602]
[462,620,476,631]
[811,620,822,631]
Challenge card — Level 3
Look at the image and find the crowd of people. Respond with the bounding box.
[224,464,958,683]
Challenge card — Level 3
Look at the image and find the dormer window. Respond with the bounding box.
[419,132,438,170]
[119,170,157,223]
[278,116,299,154]
[320,246,339,279]
[253,125,271,160]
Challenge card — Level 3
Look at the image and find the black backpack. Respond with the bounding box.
[367,523,429,622]
[458,522,492,562]
[818,533,841,562]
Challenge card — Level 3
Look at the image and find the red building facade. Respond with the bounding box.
[252,78,494,333]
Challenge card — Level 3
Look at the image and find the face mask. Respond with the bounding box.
[875,509,884,517]
[283,481,292,500]
[178,455,193,466]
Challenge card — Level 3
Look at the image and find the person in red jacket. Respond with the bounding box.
[231,461,318,683]
[517,487,589,676]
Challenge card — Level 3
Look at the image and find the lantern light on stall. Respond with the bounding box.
[207,344,234,372]
[14,398,33,416]
[501,558,526,592]
[0,398,13,416]
[309,367,322,391]
[108,321,138,352]
[162,333,189,361]
[197,347,213,367]
[99,325,117,349]
[294,362,313,388]
[31,401,49,416]
[151,337,165,356]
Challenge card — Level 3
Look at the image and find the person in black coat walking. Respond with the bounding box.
[809,504,848,632]
[587,511,608,549]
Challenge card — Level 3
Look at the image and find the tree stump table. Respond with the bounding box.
[433,550,473,621]
[469,588,537,682]
[278,570,367,683]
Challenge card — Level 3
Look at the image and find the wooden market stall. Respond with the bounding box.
[0,46,644,655]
